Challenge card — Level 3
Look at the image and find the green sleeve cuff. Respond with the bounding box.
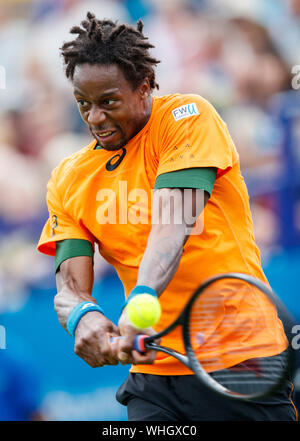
[55,239,94,273]
[154,167,217,195]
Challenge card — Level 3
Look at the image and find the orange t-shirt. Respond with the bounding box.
[38,93,287,375]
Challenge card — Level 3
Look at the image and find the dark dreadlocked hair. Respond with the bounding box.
[61,12,160,91]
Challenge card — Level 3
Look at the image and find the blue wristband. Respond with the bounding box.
[122,285,157,311]
[67,301,104,337]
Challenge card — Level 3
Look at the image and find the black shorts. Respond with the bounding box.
[116,373,298,421]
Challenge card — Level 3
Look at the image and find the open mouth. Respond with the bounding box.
[99,130,114,137]
[95,130,117,141]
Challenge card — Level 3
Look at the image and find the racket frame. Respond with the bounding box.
[142,272,297,401]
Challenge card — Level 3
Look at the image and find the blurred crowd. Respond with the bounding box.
[0,0,299,308]
[0,0,300,421]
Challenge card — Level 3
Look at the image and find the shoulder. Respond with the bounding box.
[152,93,216,123]
[149,94,219,144]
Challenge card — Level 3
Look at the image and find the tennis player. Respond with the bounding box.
[37,13,297,421]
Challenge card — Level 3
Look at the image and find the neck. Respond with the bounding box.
[136,94,153,134]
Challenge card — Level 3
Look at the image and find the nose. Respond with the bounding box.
[87,105,106,127]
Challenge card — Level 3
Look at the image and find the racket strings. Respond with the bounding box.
[187,279,289,395]
[210,353,288,394]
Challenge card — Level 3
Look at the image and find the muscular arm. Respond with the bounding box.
[137,188,209,295]
[117,188,209,364]
[55,255,95,329]
[54,256,119,367]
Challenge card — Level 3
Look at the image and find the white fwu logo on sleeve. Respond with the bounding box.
[172,103,199,121]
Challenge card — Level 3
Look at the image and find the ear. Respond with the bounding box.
[139,78,151,98]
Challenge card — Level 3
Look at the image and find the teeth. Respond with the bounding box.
[100,131,113,137]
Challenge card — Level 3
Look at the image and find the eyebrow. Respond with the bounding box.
[73,88,120,98]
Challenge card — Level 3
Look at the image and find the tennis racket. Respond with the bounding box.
[113,272,297,402]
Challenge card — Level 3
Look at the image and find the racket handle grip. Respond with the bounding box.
[110,335,148,353]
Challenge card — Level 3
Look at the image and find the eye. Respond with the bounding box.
[77,99,89,107]
[103,99,115,106]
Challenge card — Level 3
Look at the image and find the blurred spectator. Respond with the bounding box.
[0,112,43,222]
[264,0,300,67]
[224,17,292,106]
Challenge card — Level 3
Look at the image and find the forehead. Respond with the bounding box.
[72,63,132,96]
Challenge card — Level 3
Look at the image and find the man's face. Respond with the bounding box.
[73,63,151,151]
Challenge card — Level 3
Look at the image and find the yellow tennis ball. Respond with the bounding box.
[126,294,161,329]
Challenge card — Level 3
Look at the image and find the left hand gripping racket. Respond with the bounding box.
[114,273,297,402]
